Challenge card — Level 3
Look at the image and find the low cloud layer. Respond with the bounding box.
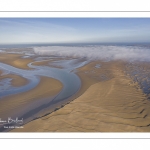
[33,45,150,62]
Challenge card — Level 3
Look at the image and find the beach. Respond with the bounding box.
[0,53,33,70]
[0,53,64,131]
[11,59,150,132]
[0,46,150,132]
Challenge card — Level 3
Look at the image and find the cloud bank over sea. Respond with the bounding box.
[33,45,150,62]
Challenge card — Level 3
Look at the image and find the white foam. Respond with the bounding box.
[33,45,150,62]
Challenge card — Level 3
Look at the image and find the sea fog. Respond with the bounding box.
[1,44,150,62]
[33,44,150,62]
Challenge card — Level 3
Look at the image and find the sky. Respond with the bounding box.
[0,18,150,44]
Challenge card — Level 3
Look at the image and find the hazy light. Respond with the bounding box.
[0,18,150,44]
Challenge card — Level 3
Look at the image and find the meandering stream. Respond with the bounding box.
[0,57,89,131]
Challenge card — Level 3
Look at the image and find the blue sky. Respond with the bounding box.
[0,18,150,44]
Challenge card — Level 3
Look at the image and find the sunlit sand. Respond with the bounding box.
[12,60,150,132]
[0,46,150,132]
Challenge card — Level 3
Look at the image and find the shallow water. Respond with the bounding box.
[0,78,12,91]
[0,56,89,131]
[50,58,89,71]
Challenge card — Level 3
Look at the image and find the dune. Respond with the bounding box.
[11,60,150,132]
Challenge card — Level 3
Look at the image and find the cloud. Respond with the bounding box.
[33,45,150,62]
[0,19,77,33]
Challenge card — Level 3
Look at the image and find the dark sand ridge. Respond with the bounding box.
[0,53,32,70]
[12,60,150,132]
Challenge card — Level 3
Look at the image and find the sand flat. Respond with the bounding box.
[1,53,84,130]
[0,53,65,129]
[32,60,51,66]
[0,76,63,119]
[0,53,32,69]
[0,73,28,87]
[11,60,150,132]
[33,60,63,69]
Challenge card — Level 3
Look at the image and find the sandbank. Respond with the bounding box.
[12,60,150,132]
[0,73,28,87]
[0,53,32,69]
[0,76,63,121]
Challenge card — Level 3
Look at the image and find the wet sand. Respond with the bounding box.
[1,52,150,132]
[0,76,63,120]
[0,73,28,87]
[0,53,32,69]
[0,54,64,126]
[33,60,63,69]
[12,60,150,132]
[32,60,51,66]
[32,57,70,69]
